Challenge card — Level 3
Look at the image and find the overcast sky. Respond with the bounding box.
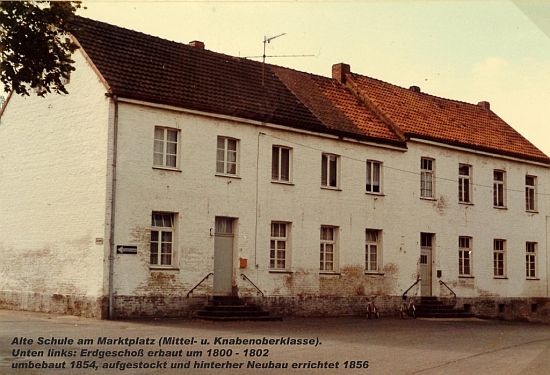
[80,1,550,156]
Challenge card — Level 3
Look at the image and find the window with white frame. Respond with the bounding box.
[526,242,537,279]
[216,136,238,175]
[272,146,291,182]
[270,222,289,269]
[493,170,505,207]
[320,226,337,271]
[459,236,472,276]
[420,158,434,198]
[493,239,506,277]
[458,164,472,203]
[365,229,381,272]
[150,212,175,266]
[526,175,537,211]
[366,160,382,193]
[321,153,339,188]
[153,127,179,168]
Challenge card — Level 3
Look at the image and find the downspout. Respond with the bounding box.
[108,95,119,319]
[254,131,266,269]
[546,216,549,297]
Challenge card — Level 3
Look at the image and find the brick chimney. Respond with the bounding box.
[409,86,421,93]
[189,40,205,49]
[477,101,490,110]
[332,63,350,83]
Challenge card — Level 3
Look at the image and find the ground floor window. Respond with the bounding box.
[270,222,289,269]
[150,212,175,266]
[459,236,472,276]
[320,226,337,271]
[365,229,380,271]
[493,239,506,277]
[526,242,537,278]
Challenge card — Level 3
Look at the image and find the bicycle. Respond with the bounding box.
[366,298,380,319]
[399,295,416,319]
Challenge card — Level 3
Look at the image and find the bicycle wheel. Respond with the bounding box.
[410,303,416,319]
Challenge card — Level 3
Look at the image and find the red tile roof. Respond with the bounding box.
[347,73,549,163]
[71,17,548,163]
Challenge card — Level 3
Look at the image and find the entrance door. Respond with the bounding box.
[214,217,235,295]
[420,233,433,296]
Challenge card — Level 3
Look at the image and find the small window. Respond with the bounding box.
[216,136,239,175]
[321,154,339,188]
[526,175,537,211]
[365,229,381,271]
[493,170,506,207]
[272,146,292,183]
[458,164,472,203]
[526,242,537,278]
[320,226,338,271]
[493,239,506,277]
[458,236,472,276]
[366,160,382,193]
[153,127,179,168]
[420,158,434,198]
[270,222,289,269]
[150,212,175,266]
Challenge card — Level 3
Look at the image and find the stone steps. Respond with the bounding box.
[195,296,282,321]
[415,297,473,318]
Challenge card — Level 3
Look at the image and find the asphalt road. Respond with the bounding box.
[1,310,550,375]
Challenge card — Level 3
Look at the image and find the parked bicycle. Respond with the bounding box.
[366,297,380,319]
[399,277,420,319]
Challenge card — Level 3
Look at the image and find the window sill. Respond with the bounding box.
[319,271,341,276]
[420,196,436,201]
[153,166,182,172]
[458,275,474,279]
[526,277,540,281]
[268,269,293,274]
[321,186,342,191]
[364,271,384,276]
[365,192,384,197]
[493,206,507,210]
[459,202,474,206]
[215,173,241,179]
[493,276,508,280]
[271,180,294,186]
[149,266,179,271]
[526,210,539,214]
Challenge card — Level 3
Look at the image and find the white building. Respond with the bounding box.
[1,17,549,321]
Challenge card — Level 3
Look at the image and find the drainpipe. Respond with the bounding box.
[254,131,266,270]
[546,216,549,297]
[107,95,119,319]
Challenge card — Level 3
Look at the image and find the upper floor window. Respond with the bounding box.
[458,164,472,203]
[216,136,238,175]
[420,158,434,198]
[150,212,175,266]
[365,229,381,272]
[526,175,537,212]
[526,242,537,279]
[321,153,339,189]
[272,146,291,183]
[366,160,382,194]
[153,127,178,168]
[320,226,338,271]
[493,170,506,208]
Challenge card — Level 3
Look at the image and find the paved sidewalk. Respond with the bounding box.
[1,310,550,374]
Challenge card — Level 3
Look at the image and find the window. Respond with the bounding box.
[493,170,505,207]
[153,127,178,168]
[526,175,537,211]
[526,242,537,278]
[366,160,382,193]
[458,164,472,203]
[216,136,238,175]
[272,146,291,182]
[150,212,175,266]
[320,226,337,271]
[270,222,289,269]
[493,239,506,277]
[365,229,381,271]
[420,158,434,198]
[321,153,339,188]
[458,236,472,276]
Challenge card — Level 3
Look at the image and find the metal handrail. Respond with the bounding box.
[402,276,421,299]
[439,280,457,299]
[241,274,265,297]
[186,272,213,297]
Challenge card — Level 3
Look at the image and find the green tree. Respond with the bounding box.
[0,1,81,97]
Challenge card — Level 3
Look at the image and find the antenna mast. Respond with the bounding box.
[262,33,286,85]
